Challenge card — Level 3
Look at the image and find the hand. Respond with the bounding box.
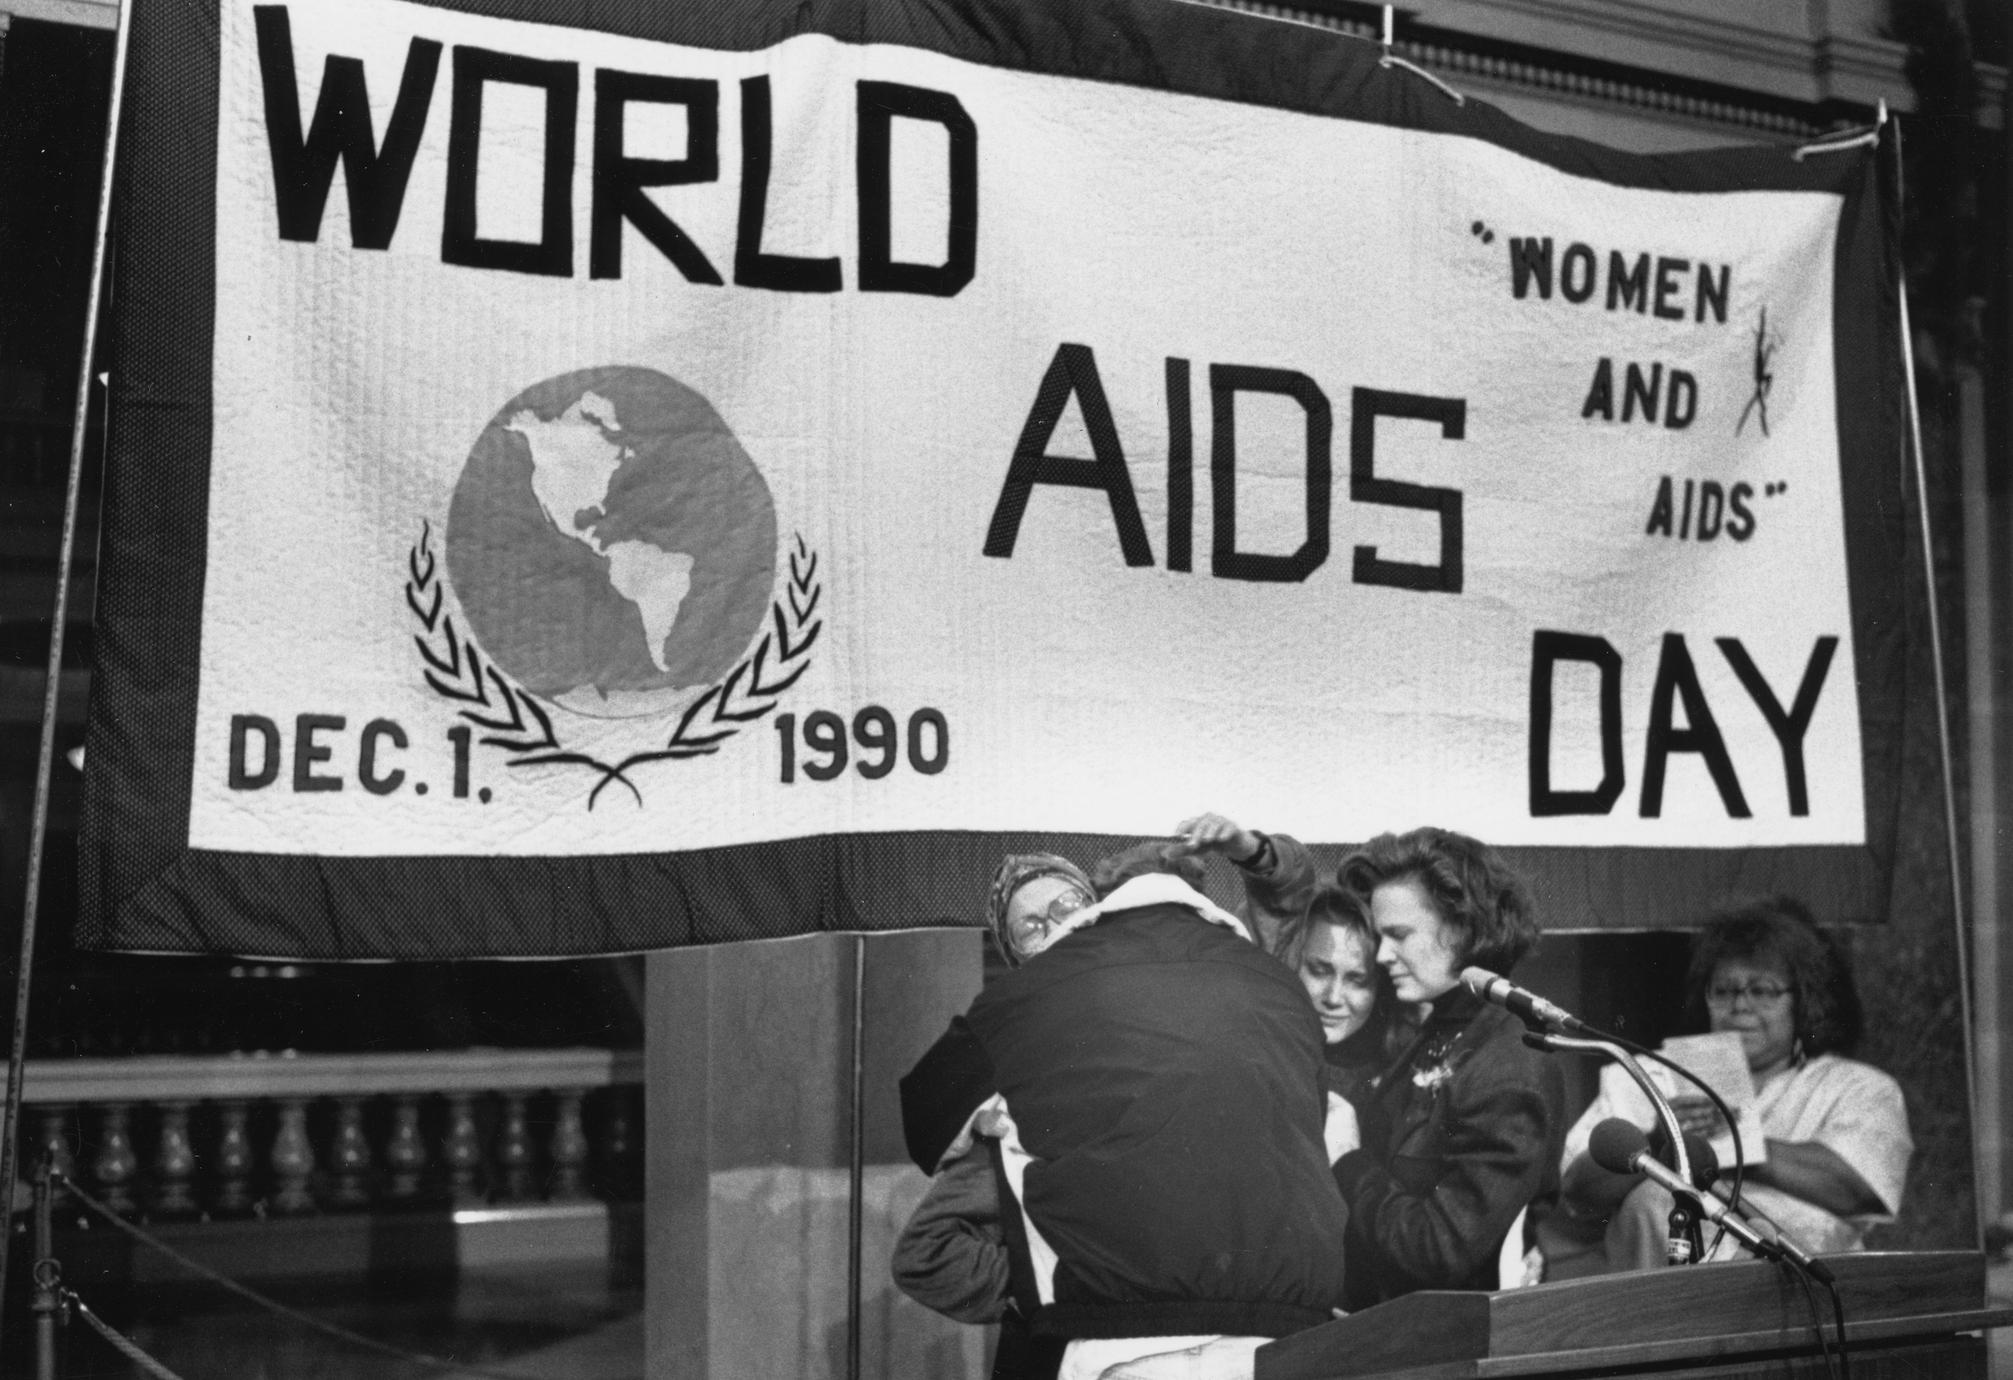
[1669,1094,1727,1142]
[1172,812,1261,861]
[1324,1092,1361,1164]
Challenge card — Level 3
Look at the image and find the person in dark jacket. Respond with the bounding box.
[1330,827,1566,1309]
[896,851,1092,1380]
[898,841,1350,1374]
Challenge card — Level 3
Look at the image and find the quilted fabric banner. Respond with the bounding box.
[79,0,1904,956]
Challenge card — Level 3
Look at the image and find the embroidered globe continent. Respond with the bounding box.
[446,367,777,719]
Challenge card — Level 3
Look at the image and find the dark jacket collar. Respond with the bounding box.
[1421,984,1485,1029]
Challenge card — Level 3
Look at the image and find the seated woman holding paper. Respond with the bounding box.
[1543,895,1913,1276]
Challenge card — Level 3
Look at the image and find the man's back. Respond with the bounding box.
[966,899,1350,1339]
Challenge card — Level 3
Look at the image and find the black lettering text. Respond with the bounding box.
[735,75,842,292]
[1607,251,1649,313]
[1166,357,1193,572]
[1696,480,1725,540]
[1640,633,1750,818]
[293,713,346,793]
[1211,365,1332,583]
[589,71,721,283]
[1726,482,1756,541]
[1582,357,1615,420]
[254,5,439,248]
[1653,255,1689,320]
[1509,236,1553,299]
[1665,369,1697,429]
[229,714,282,790]
[1696,263,1729,324]
[1559,243,1597,303]
[856,81,978,296]
[1350,387,1465,594]
[441,47,577,276]
[982,344,1152,566]
[1717,636,1837,816]
[359,718,409,795]
[1623,361,1662,423]
[1646,475,1674,536]
[1529,630,1625,816]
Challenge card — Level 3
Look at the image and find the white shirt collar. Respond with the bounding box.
[1047,873,1253,947]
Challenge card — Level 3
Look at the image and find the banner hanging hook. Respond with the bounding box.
[1793,97,1886,161]
[1380,5,1465,106]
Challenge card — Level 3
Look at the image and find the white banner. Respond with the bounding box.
[189,0,1861,859]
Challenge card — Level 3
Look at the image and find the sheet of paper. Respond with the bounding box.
[1596,1032,1766,1170]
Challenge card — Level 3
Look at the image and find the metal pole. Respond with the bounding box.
[31,1159,55,1380]
[1892,122,1985,1251]
[846,935,866,1380]
[0,0,135,1338]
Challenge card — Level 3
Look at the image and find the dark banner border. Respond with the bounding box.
[79,0,1905,956]
[91,836,1882,960]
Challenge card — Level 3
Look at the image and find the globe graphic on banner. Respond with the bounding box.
[445,367,778,719]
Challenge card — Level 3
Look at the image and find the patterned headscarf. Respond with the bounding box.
[986,853,1094,966]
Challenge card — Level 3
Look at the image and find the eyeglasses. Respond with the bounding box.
[1013,891,1089,938]
[1706,981,1791,1007]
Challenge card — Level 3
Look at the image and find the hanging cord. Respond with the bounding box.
[1787,1262,1843,1380]
[64,1290,191,1380]
[1378,5,1465,106]
[0,0,135,1338]
[53,1172,567,1380]
[1633,1048,1747,1260]
[1174,1,1464,105]
[1562,1019,1750,1258]
[1794,100,1886,161]
[1890,115,1984,1256]
[1824,1276,1854,1380]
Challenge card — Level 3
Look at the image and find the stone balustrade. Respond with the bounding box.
[19,1047,642,1220]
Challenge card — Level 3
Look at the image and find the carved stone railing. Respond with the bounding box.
[19,1047,642,1221]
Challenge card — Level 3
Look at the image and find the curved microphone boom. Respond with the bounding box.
[1459,967,1593,1034]
[1588,1118,1834,1284]
[1671,1129,1720,1191]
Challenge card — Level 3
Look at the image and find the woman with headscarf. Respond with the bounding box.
[894,853,1093,1380]
[899,853,1097,1177]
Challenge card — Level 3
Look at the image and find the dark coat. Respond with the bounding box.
[901,897,1351,1342]
[1332,988,1566,1308]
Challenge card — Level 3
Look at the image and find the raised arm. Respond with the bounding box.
[1174,813,1318,953]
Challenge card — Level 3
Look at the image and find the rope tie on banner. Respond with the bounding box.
[1793,98,1887,160]
[1177,2,1466,106]
[1379,5,1466,106]
[51,1171,571,1380]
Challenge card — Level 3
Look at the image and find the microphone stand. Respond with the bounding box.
[1525,1030,1703,1265]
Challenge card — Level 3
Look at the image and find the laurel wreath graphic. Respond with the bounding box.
[406,522,822,807]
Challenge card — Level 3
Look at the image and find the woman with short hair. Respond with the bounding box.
[1329,826,1566,1307]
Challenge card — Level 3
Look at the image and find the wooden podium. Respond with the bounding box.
[1254,1251,2013,1380]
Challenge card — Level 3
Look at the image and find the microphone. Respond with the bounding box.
[1588,1118,1834,1283]
[1460,967,1592,1034]
[1671,1130,1720,1191]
